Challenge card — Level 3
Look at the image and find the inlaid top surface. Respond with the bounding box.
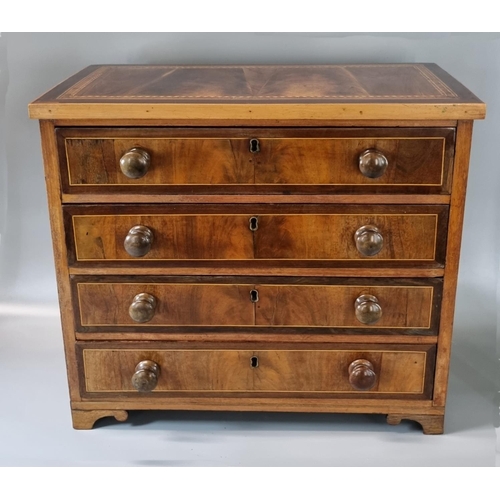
[29,64,485,121]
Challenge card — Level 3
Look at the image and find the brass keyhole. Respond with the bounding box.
[250,356,259,368]
[250,289,259,303]
[249,138,260,153]
[249,216,259,232]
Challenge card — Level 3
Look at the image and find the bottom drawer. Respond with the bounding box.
[78,343,435,399]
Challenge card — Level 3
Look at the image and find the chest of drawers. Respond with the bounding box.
[29,64,485,433]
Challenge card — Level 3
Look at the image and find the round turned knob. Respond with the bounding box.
[124,225,154,257]
[129,293,157,323]
[131,360,160,392]
[354,225,383,257]
[119,147,151,179]
[355,294,382,325]
[358,149,388,179]
[348,359,377,391]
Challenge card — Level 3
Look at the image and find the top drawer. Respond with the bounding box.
[57,128,455,196]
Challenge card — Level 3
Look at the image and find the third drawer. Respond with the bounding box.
[72,276,442,335]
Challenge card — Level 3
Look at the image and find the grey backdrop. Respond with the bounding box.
[0,33,498,466]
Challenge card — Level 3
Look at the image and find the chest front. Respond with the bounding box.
[29,64,485,433]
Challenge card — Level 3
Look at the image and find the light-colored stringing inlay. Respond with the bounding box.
[82,348,427,394]
[58,64,458,100]
[65,136,447,187]
[72,213,439,262]
[76,283,435,329]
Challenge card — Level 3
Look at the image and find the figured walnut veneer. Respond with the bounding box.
[30,64,485,433]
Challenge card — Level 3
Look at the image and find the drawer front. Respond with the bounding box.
[73,277,441,335]
[78,343,435,399]
[77,282,256,328]
[58,128,455,195]
[67,204,448,267]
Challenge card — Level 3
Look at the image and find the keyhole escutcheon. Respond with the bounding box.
[249,138,260,153]
[250,289,259,303]
[249,216,259,232]
[250,356,259,368]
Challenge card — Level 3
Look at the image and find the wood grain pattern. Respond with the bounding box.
[71,409,128,430]
[71,213,253,261]
[254,214,438,261]
[80,345,434,398]
[255,284,434,329]
[386,413,444,434]
[29,65,485,434]
[29,64,486,120]
[433,121,474,407]
[78,283,255,327]
[39,121,81,402]
[74,278,438,334]
[72,399,443,414]
[58,127,454,195]
[74,333,439,344]
[54,118,460,128]
[67,204,447,266]
[30,102,486,122]
[65,136,254,186]
[69,266,446,278]
[55,65,460,100]
[61,193,452,205]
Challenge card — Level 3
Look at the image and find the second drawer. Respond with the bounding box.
[72,277,442,335]
[66,204,449,267]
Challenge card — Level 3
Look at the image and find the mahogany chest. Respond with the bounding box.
[29,64,485,433]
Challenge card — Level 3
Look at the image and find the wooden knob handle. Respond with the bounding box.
[355,294,382,325]
[348,359,377,391]
[131,360,160,392]
[119,147,151,179]
[354,225,383,257]
[124,225,154,257]
[358,149,388,178]
[129,293,157,323]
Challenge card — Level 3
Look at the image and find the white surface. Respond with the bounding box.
[0,305,496,466]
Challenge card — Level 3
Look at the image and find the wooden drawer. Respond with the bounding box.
[66,204,448,268]
[72,276,442,335]
[78,342,436,399]
[58,128,455,195]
